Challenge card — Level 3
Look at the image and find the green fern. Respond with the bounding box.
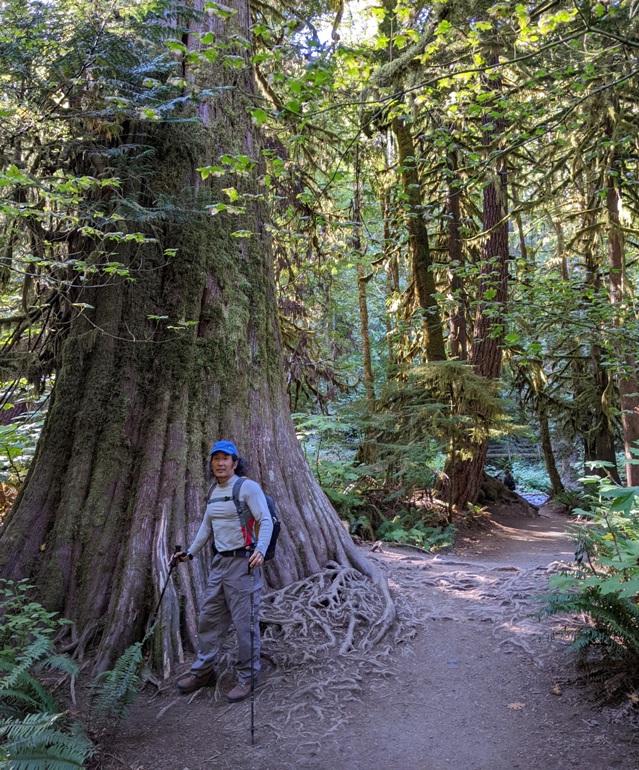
[0,712,93,769]
[0,581,92,767]
[542,586,639,656]
[91,629,154,722]
[540,479,639,704]
[1,637,78,719]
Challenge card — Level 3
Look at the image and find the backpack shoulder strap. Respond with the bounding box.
[207,480,238,505]
[231,477,249,526]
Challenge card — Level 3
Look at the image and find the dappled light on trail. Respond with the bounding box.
[100,506,638,770]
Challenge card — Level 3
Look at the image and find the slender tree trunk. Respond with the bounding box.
[382,186,399,376]
[446,155,467,361]
[357,263,375,407]
[353,153,375,409]
[0,0,394,673]
[392,116,446,362]
[381,133,400,378]
[607,175,639,484]
[538,395,564,496]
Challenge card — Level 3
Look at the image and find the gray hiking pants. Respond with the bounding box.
[191,553,262,684]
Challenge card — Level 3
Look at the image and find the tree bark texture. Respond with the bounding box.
[0,1,393,673]
[538,395,564,496]
[444,101,509,509]
[607,177,639,485]
[445,158,467,361]
[392,116,446,362]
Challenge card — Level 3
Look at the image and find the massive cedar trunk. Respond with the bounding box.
[392,116,446,363]
[0,1,392,673]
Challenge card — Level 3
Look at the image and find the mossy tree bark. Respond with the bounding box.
[392,116,446,363]
[445,152,467,362]
[580,187,621,483]
[442,62,510,509]
[0,0,393,674]
[607,170,639,485]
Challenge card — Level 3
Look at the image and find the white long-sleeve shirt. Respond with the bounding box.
[187,475,274,557]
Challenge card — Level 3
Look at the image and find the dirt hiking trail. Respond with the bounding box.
[101,507,639,770]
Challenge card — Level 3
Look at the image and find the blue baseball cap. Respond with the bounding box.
[210,440,238,457]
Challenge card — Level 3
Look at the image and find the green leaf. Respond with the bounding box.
[251,108,269,125]
[222,187,239,202]
[205,1,238,19]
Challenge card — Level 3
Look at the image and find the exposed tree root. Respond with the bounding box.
[261,560,395,654]
[185,558,416,750]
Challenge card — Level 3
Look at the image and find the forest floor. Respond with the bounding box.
[98,504,639,770]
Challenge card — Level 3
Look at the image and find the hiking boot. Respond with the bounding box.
[227,681,252,703]
[176,671,216,694]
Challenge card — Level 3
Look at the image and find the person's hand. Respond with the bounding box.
[249,549,264,569]
[169,551,189,568]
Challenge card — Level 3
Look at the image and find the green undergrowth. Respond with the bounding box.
[0,580,155,769]
[294,412,456,550]
[0,579,94,769]
[540,476,639,705]
[91,628,153,725]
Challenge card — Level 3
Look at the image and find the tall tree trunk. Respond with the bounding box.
[442,61,510,509]
[607,174,639,484]
[537,394,564,496]
[446,154,467,361]
[579,184,620,483]
[353,152,375,409]
[392,116,446,362]
[380,132,400,378]
[357,263,375,408]
[0,1,394,673]
[382,185,399,377]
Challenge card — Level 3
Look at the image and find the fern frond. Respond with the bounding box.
[1,668,59,715]
[35,654,80,678]
[92,637,147,721]
[0,711,93,768]
[0,686,48,714]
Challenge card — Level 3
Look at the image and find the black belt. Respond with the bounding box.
[218,548,250,558]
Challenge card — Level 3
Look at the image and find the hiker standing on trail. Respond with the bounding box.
[171,440,273,703]
[503,467,516,491]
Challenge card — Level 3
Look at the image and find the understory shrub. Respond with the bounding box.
[0,579,94,768]
[541,478,639,702]
[293,407,454,547]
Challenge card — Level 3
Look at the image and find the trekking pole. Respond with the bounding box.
[249,563,256,746]
[150,544,182,627]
